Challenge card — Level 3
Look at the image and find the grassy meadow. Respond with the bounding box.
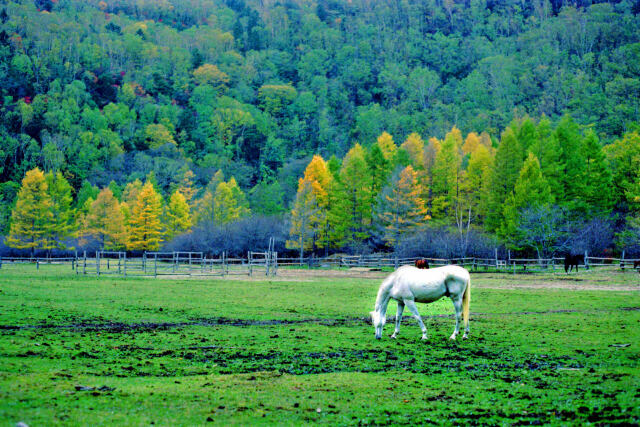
[1,264,639,425]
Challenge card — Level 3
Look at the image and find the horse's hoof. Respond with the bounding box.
[462,335,468,340]
[421,336,428,341]
[390,334,397,339]
[449,336,457,341]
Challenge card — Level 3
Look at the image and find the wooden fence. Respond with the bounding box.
[1,252,639,277]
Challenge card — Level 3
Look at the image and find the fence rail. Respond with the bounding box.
[1,252,639,276]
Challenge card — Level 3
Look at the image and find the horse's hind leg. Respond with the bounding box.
[404,299,428,340]
[391,301,404,339]
[450,296,463,341]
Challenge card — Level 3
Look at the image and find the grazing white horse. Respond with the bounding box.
[370,265,471,340]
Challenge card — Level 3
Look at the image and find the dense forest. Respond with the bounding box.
[1,0,640,257]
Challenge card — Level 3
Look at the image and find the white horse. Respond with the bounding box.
[370,265,471,340]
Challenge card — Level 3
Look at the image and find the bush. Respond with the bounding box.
[396,226,499,259]
[164,215,289,256]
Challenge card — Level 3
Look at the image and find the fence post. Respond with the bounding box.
[621,250,625,271]
[118,252,121,275]
[123,252,127,277]
[189,252,192,275]
[585,251,589,270]
[248,251,252,276]
[495,248,498,269]
[274,252,278,276]
[36,258,39,270]
[96,251,100,276]
[154,253,157,277]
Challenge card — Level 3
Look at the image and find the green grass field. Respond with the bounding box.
[1,264,639,425]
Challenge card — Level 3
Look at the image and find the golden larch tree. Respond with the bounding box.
[5,168,54,256]
[210,178,250,225]
[127,181,164,251]
[165,190,192,239]
[286,178,321,261]
[301,155,333,251]
[83,188,127,250]
[400,132,425,170]
[376,131,397,161]
[178,169,197,207]
[377,166,430,248]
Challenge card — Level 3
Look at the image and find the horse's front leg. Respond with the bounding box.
[450,297,462,340]
[404,299,428,340]
[391,301,404,339]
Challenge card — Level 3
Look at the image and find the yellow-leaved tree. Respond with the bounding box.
[286,178,321,262]
[177,169,197,207]
[44,171,77,250]
[376,131,397,161]
[431,127,463,219]
[400,132,425,170]
[301,155,333,252]
[377,165,430,249]
[5,168,54,256]
[83,188,127,250]
[212,178,250,224]
[127,181,164,251]
[165,190,191,240]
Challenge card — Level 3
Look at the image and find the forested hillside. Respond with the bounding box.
[1,0,640,257]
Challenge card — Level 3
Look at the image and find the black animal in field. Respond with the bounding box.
[415,259,430,269]
[634,260,640,272]
[564,254,585,273]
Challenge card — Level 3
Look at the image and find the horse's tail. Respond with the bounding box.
[462,275,471,330]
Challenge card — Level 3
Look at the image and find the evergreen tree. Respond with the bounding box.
[5,168,54,255]
[83,188,127,250]
[485,127,524,232]
[515,117,537,153]
[555,115,586,212]
[45,171,77,250]
[581,129,613,215]
[464,144,494,224]
[330,144,373,249]
[501,153,553,246]
[604,131,640,213]
[249,179,285,216]
[530,116,563,201]
[165,191,191,240]
[127,181,164,251]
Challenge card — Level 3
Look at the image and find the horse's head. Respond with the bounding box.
[370,310,386,339]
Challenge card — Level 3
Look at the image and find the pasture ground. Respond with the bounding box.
[1,265,639,425]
